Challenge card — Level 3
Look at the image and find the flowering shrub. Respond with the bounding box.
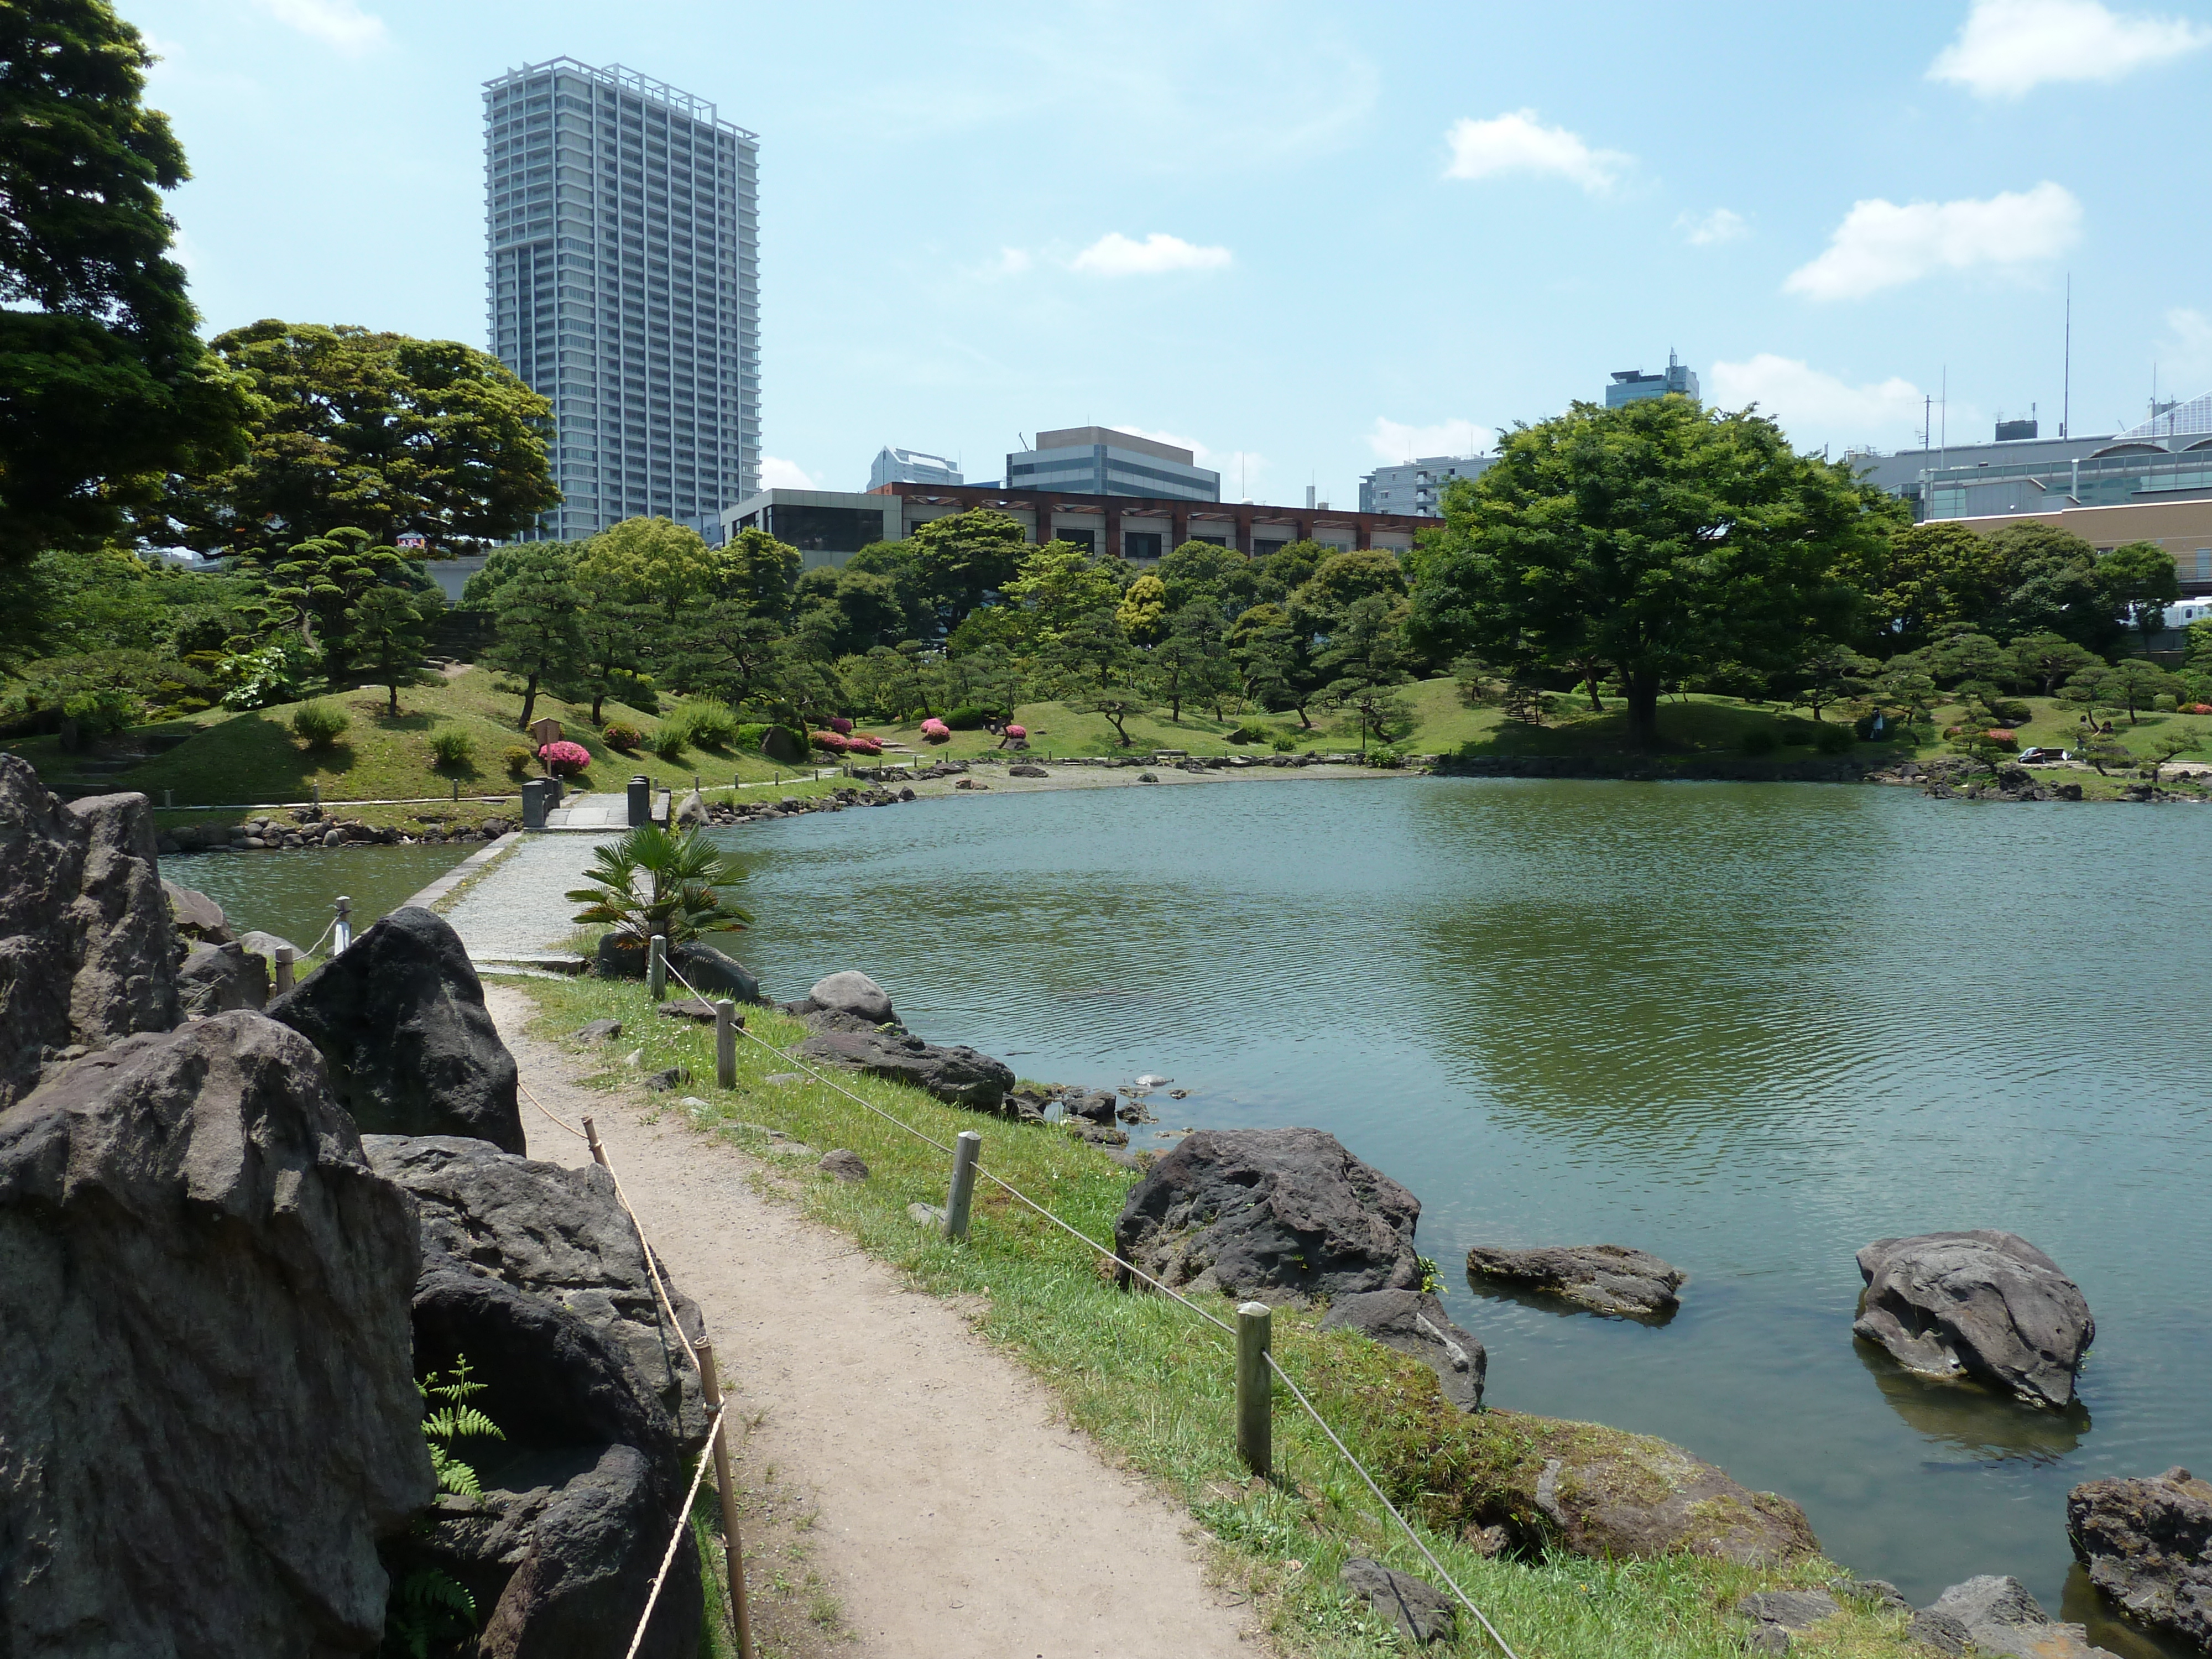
[539,739,593,776]
[1984,728,2018,750]
[1004,724,1026,740]
[811,730,849,753]
[846,735,883,756]
[602,721,643,750]
[920,718,951,744]
[2191,703,2212,716]
[827,716,853,735]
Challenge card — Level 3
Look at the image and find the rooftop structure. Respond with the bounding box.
[483,58,760,542]
[1604,351,1698,408]
[1359,454,1493,516]
[868,446,962,489]
[1005,426,1219,502]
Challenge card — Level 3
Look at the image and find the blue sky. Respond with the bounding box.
[131,0,2212,505]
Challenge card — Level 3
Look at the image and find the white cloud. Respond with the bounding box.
[1678,207,1749,246]
[1442,109,1630,194]
[1928,0,2211,97]
[2164,306,2212,375]
[1783,182,2080,301]
[989,248,1032,278]
[249,0,385,50]
[1709,354,1932,448]
[759,457,818,490]
[1365,416,1496,462]
[1069,232,1232,276]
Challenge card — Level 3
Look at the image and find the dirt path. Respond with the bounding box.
[487,985,1264,1659]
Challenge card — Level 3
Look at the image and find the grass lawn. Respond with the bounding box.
[509,973,1924,1659]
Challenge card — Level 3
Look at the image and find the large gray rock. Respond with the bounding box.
[594,934,763,1003]
[0,757,179,1109]
[1320,1288,1486,1410]
[1339,1558,1455,1644]
[1113,1128,1422,1305]
[795,1028,1014,1111]
[362,1134,708,1453]
[1464,1243,1684,1317]
[2067,1466,2212,1650]
[1854,1231,2094,1407]
[268,905,525,1154]
[0,1012,432,1656]
[162,878,231,943]
[806,969,895,1025]
[176,938,268,1015]
[1917,1575,2117,1659]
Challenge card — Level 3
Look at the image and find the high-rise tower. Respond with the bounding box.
[483,59,759,542]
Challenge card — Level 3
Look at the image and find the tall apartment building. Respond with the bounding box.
[1359,454,1493,515]
[868,446,962,489]
[1004,426,1219,502]
[1604,351,1698,408]
[483,59,759,542]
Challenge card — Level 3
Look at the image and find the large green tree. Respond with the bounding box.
[1408,397,1893,748]
[0,0,251,560]
[264,526,424,677]
[1840,520,2006,651]
[478,541,583,730]
[2099,540,2182,651]
[905,509,1029,631]
[349,581,442,715]
[152,321,556,559]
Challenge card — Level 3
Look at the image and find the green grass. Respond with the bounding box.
[1,665,849,809]
[509,973,1922,1659]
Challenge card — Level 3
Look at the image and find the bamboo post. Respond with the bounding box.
[582,1115,609,1168]
[272,945,295,996]
[648,933,667,1001]
[943,1130,982,1241]
[1236,1302,1272,1478]
[693,1337,754,1659]
[714,999,737,1088]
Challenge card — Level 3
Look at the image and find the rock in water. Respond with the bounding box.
[176,938,268,1015]
[807,970,895,1025]
[1320,1288,1486,1410]
[267,905,526,1154]
[1113,1127,1422,1303]
[0,758,179,1109]
[0,1013,432,1655]
[1473,1410,1819,1566]
[1463,1242,1684,1317]
[2067,1467,2212,1650]
[1339,1559,1455,1644]
[1916,1576,2117,1659]
[1853,1230,2094,1407]
[163,878,231,943]
[794,1029,1014,1112]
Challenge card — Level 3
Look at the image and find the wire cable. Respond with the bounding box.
[623,1396,731,1659]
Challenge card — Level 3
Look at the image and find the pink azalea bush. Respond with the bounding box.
[920,717,950,743]
[539,739,592,776]
[827,716,854,735]
[811,730,849,753]
[846,734,883,756]
[1004,724,1026,740]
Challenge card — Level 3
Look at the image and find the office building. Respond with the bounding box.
[868,446,962,489]
[722,481,1427,571]
[1004,427,1219,503]
[483,58,759,542]
[1359,454,1494,516]
[1604,351,1699,408]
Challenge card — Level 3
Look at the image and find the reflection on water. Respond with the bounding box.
[706,780,2212,1621]
[159,844,474,947]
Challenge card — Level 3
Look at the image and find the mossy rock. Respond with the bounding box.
[759,725,806,765]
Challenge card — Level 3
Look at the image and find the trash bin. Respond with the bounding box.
[627,774,651,828]
[519,779,548,831]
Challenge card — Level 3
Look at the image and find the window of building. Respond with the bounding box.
[1123,532,1163,560]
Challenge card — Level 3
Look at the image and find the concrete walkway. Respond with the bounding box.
[441,831,615,961]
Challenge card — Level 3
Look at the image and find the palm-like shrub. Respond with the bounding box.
[566,823,751,950]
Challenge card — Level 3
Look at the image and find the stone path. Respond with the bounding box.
[441,831,614,962]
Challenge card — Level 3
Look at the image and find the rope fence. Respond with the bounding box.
[643,953,1522,1659]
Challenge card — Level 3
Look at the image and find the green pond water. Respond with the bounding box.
[701,778,2211,1652]
[160,844,475,952]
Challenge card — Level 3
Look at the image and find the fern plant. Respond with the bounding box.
[384,1568,477,1659]
[421,1357,502,1498]
[382,1357,505,1658]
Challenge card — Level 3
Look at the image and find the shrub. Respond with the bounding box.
[827,716,853,735]
[1812,722,1855,755]
[733,722,769,749]
[1271,736,1296,753]
[1003,723,1027,740]
[845,735,883,756]
[428,727,474,768]
[943,706,988,731]
[919,717,951,744]
[1984,727,2019,750]
[671,700,738,749]
[1225,723,1271,745]
[648,724,688,761]
[811,729,849,753]
[1367,747,1404,768]
[539,738,592,777]
[502,745,534,777]
[289,701,351,749]
[61,686,139,738]
[602,721,644,750]
[1740,726,1780,757]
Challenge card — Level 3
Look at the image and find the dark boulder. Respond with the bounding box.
[361,1135,707,1452]
[596,934,762,1003]
[1737,1589,1840,1651]
[794,1028,1014,1112]
[819,1148,870,1182]
[1464,1243,1685,1318]
[1913,1575,2115,1659]
[1063,1088,1119,1124]
[1339,1559,1455,1644]
[1320,1288,1486,1410]
[176,938,269,1015]
[0,1013,431,1655]
[1853,1230,2094,1407]
[575,1018,623,1044]
[1113,1127,1421,1304]
[163,878,231,943]
[2067,1466,2212,1650]
[1008,764,1049,778]
[655,996,726,1024]
[268,905,525,1154]
[0,757,179,1109]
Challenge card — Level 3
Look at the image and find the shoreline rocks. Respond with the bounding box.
[1113,1127,1422,1304]
[1464,1243,1684,1318]
[2067,1466,2212,1650]
[1908,1575,2116,1658]
[793,1027,1015,1113]
[1340,1559,1455,1645]
[1320,1288,1486,1411]
[1853,1230,2093,1408]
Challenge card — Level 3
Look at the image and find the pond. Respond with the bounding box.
[708,778,2212,1650]
[161,843,476,952]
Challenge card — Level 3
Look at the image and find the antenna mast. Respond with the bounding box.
[2061,275,2071,439]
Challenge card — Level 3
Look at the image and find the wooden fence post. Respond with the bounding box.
[582,1115,609,1169]
[272,945,295,997]
[1237,1302,1272,1478]
[693,1336,754,1659]
[943,1130,981,1241]
[714,1000,737,1088]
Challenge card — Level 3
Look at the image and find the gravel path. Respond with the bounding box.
[442,832,615,959]
[489,985,1263,1658]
